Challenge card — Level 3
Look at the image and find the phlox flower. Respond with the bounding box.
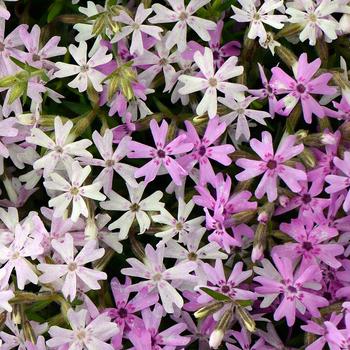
[19,24,67,70]
[272,218,344,269]
[254,255,329,326]
[178,118,235,185]
[152,198,204,243]
[178,47,246,118]
[78,129,137,194]
[55,41,112,92]
[272,53,336,123]
[0,0,18,20]
[26,116,92,177]
[0,117,18,172]
[38,233,107,301]
[227,329,270,350]
[231,0,287,41]
[47,308,118,350]
[128,119,193,185]
[286,0,339,45]
[236,131,306,202]
[128,304,190,349]
[148,0,216,51]
[218,95,271,141]
[325,151,350,212]
[111,3,163,55]
[0,288,13,313]
[101,181,164,239]
[121,244,196,313]
[106,277,158,349]
[44,161,106,222]
[0,223,43,290]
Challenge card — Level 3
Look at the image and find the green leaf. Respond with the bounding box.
[235,299,253,307]
[47,0,64,23]
[200,287,232,301]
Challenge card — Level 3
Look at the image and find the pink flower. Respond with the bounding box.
[121,244,196,313]
[106,277,158,349]
[178,47,246,118]
[272,53,336,123]
[38,233,107,301]
[128,119,193,186]
[148,0,216,51]
[254,255,329,326]
[0,117,18,167]
[325,151,350,212]
[47,308,118,350]
[198,259,256,302]
[178,117,235,185]
[236,131,306,202]
[272,218,344,269]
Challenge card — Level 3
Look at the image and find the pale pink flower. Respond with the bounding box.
[38,233,107,301]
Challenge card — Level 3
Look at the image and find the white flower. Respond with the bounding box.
[178,47,246,118]
[44,161,106,222]
[100,182,164,239]
[26,116,92,177]
[55,41,112,92]
[78,129,137,194]
[231,0,287,41]
[286,0,339,45]
[149,0,216,51]
[152,199,204,243]
[218,95,271,141]
[111,3,163,55]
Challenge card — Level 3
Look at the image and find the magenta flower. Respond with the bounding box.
[272,218,344,269]
[325,151,350,212]
[128,304,190,349]
[178,118,235,185]
[128,119,193,186]
[254,255,329,326]
[182,20,240,68]
[106,277,158,349]
[272,53,336,123]
[236,131,306,202]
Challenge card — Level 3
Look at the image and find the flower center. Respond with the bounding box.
[152,273,162,281]
[237,108,245,115]
[118,307,128,318]
[253,12,261,20]
[179,11,188,21]
[32,54,41,62]
[105,159,115,167]
[54,145,64,153]
[132,23,140,30]
[70,187,80,196]
[302,241,313,251]
[11,251,20,260]
[187,252,197,261]
[287,285,297,293]
[129,203,140,212]
[296,83,306,93]
[213,50,220,60]
[80,64,89,72]
[209,77,217,87]
[266,160,277,170]
[198,145,206,157]
[0,42,5,51]
[76,329,86,341]
[159,58,168,66]
[309,13,317,22]
[175,222,184,231]
[157,149,166,158]
[221,285,230,293]
[68,262,78,271]
[302,194,312,204]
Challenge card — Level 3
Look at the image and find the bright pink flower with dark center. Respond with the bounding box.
[178,117,234,185]
[128,119,193,186]
[272,53,336,123]
[236,131,306,202]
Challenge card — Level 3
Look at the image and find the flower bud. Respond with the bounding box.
[194,301,224,319]
[209,329,224,349]
[252,223,267,263]
[236,305,256,332]
[275,45,298,68]
[321,131,338,145]
[298,148,316,169]
[278,195,289,207]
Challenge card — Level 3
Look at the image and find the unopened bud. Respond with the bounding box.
[321,131,338,145]
[3,177,18,203]
[0,75,17,87]
[194,301,224,319]
[23,320,36,344]
[278,195,290,207]
[275,45,298,68]
[298,148,316,169]
[275,23,303,39]
[232,209,257,225]
[236,305,256,332]
[252,224,267,263]
[209,329,224,349]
